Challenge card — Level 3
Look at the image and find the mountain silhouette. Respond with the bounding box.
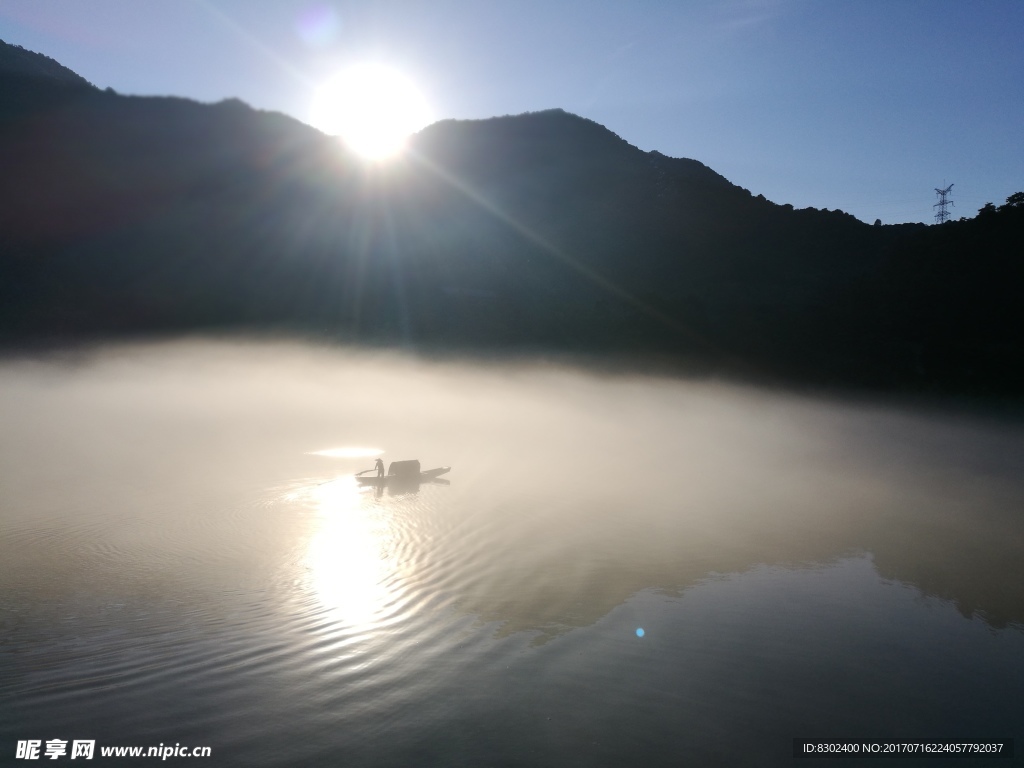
[1,40,1021,397]
[0,40,91,85]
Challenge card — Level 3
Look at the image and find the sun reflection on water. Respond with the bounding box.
[302,476,397,626]
[308,446,383,458]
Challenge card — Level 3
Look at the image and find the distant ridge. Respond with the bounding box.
[0,39,94,88]
[417,108,635,149]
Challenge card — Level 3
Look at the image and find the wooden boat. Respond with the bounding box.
[356,460,450,487]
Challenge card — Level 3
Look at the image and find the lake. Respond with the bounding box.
[2,340,1022,767]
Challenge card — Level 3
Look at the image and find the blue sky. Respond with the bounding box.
[2,0,1021,224]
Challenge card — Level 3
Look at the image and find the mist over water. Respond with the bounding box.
[2,340,1022,766]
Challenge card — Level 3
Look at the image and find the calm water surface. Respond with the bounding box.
[2,342,1022,767]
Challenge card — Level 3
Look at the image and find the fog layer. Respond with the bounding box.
[2,340,1022,636]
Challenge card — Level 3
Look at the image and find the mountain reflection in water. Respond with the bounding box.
[1,340,1021,766]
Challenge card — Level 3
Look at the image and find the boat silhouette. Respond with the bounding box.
[356,459,450,491]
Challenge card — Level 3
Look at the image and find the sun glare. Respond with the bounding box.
[311,63,431,160]
[303,477,395,625]
[309,446,384,459]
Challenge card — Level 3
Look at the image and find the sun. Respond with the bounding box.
[311,63,431,160]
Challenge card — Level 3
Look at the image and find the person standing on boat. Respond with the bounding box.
[374,458,385,477]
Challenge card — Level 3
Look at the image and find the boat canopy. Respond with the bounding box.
[387,460,421,478]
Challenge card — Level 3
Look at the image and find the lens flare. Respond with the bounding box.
[295,4,340,48]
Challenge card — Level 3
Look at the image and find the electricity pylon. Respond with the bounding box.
[933,183,954,224]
